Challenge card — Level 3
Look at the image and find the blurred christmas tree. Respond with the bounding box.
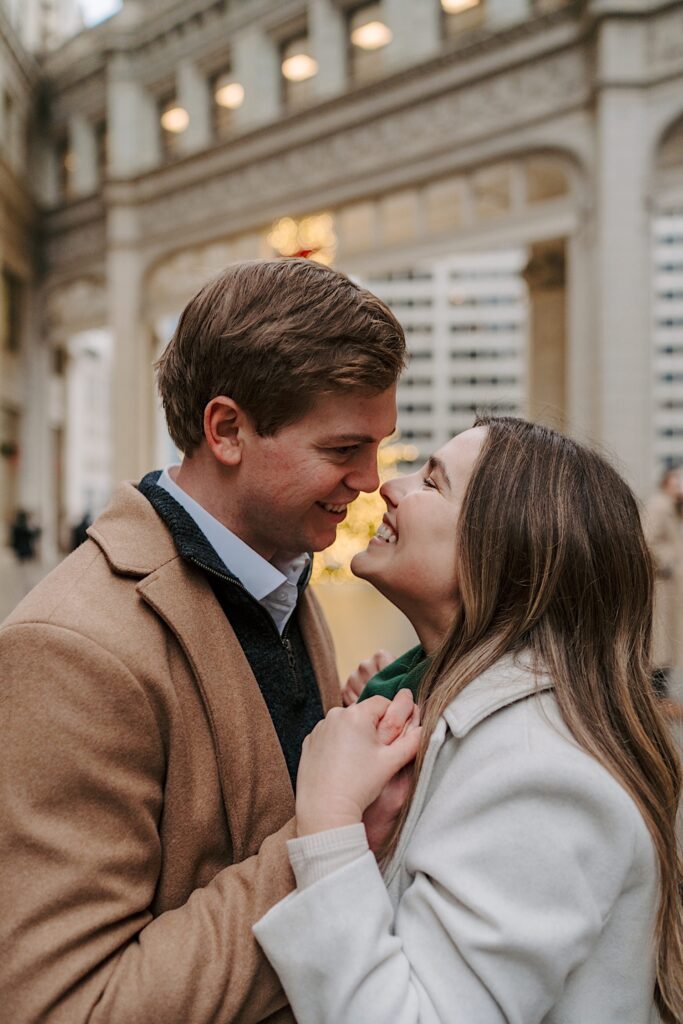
[312,436,418,584]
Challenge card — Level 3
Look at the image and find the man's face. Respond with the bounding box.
[231,386,397,559]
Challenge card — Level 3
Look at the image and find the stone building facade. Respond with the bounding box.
[3,0,683,563]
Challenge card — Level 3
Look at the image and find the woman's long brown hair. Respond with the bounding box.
[383,417,683,1022]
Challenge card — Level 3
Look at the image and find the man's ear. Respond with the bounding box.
[203,397,247,467]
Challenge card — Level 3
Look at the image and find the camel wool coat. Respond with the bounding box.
[0,481,341,1024]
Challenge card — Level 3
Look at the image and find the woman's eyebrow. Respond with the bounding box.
[427,455,452,491]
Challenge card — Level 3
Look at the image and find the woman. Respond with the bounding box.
[254,418,683,1024]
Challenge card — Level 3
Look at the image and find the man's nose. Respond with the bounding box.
[345,451,381,494]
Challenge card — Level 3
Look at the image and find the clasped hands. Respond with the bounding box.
[296,663,422,854]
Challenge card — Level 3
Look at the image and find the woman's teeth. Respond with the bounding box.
[375,522,398,544]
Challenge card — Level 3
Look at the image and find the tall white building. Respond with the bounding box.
[368,250,528,456]
[653,213,683,478]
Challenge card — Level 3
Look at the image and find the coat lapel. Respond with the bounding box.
[137,558,294,862]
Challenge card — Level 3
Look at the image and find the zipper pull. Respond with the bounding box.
[282,636,307,706]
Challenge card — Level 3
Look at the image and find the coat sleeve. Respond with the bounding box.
[253,747,642,1024]
[0,622,294,1024]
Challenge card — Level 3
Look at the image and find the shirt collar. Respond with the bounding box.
[157,466,310,601]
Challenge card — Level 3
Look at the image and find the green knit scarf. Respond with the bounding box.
[357,644,428,703]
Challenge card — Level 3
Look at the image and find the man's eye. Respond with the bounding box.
[332,446,360,457]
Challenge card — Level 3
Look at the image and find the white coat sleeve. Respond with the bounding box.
[253,750,641,1024]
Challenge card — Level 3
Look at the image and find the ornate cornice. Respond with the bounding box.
[131,47,589,246]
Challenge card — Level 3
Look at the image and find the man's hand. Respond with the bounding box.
[342,649,394,706]
[364,697,420,855]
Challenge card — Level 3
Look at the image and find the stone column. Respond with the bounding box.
[69,114,98,196]
[566,215,598,443]
[233,26,280,130]
[107,206,154,483]
[177,59,212,155]
[522,240,567,430]
[593,9,651,495]
[107,53,161,178]
[309,0,346,100]
[385,0,440,67]
[18,294,57,562]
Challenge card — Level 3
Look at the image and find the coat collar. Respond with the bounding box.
[88,481,178,577]
[443,651,554,738]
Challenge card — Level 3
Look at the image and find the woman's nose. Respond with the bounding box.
[379,478,398,508]
[380,474,413,508]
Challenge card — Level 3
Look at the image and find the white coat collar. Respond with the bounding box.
[442,651,554,739]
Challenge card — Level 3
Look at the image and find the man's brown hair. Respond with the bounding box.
[155,257,406,455]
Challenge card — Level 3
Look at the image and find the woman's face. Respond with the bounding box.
[352,426,488,650]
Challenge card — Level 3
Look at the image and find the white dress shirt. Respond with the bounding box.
[157,466,310,634]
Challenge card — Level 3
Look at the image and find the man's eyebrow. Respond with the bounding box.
[318,434,374,445]
[427,455,452,490]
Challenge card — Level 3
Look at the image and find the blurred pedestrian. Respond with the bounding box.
[643,467,683,717]
[9,509,40,563]
[70,511,92,551]
[9,509,41,599]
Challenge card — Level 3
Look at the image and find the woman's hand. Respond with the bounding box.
[296,690,422,837]
[364,699,420,854]
[342,649,394,706]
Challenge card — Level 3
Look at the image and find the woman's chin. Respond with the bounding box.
[351,546,387,587]
[350,548,371,580]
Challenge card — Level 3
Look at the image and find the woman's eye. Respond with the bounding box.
[423,477,437,490]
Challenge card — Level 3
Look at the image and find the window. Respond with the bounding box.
[348,3,392,86]
[281,35,318,110]
[2,91,14,163]
[441,0,484,40]
[55,134,74,202]
[211,69,244,139]
[1,269,23,354]
[96,120,108,185]
[159,97,189,161]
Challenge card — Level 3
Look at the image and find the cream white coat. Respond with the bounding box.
[255,655,660,1024]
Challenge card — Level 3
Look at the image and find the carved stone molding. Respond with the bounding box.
[146,240,239,314]
[648,5,683,74]
[45,277,107,335]
[44,222,107,275]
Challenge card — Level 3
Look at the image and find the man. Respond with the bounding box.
[0,258,405,1023]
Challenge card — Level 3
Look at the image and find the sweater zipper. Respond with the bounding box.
[188,557,306,703]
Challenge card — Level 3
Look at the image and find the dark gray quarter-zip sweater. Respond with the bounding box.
[138,471,325,787]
